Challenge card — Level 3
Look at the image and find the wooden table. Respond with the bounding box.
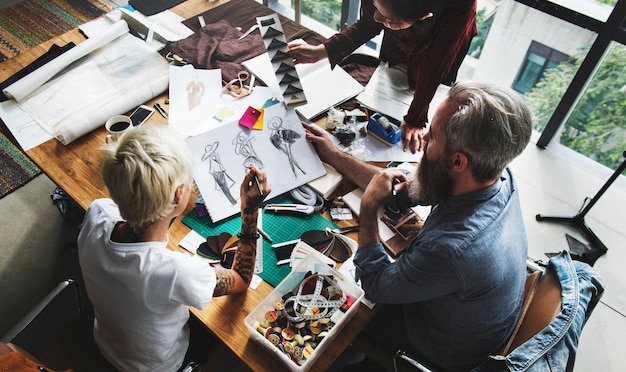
[1,1,376,370]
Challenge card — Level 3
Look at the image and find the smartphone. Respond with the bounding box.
[129,105,155,127]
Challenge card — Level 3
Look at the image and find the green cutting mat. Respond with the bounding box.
[182,194,337,287]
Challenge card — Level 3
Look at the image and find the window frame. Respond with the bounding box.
[513,0,626,148]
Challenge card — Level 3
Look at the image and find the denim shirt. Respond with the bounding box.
[473,251,605,372]
[354,168,528,370]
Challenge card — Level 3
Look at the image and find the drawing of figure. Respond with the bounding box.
[186,72,204,111]
[268,116,305,179]
[201,141,237,205]
[232,130,264,169]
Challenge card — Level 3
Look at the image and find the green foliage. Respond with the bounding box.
[525,44,626,169]
[468,8,493,57]
[298,0,342,31]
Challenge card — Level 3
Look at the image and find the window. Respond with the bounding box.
[262,0,356,38]
[261,0,626,170]
[512,41,568,94]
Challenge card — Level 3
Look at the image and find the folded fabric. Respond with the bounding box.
[164,20,267,86]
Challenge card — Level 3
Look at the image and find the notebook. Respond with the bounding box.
[242,54,363,120]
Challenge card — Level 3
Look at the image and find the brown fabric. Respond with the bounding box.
[165,20,267,83]
[166,0,326,83]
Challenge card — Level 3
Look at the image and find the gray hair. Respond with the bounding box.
[102,125,194,232]
[445,81,532,182]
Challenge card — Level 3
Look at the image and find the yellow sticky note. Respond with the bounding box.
[252,108,265,130]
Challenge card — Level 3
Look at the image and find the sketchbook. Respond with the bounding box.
[355,62,414,123]
[186,103,326,223]
[242,55,363,120]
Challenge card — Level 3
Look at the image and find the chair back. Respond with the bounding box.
[500,267,562,355]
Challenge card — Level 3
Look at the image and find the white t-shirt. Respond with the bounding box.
[77,199,216,372]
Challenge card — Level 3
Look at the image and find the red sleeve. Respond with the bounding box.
[404,0,478,128]
[323,0,383,67]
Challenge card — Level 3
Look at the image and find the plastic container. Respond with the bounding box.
[244,254,365,371]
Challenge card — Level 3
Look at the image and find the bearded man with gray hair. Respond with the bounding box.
[303,81,532,371]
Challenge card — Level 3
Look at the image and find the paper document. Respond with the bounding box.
[242,54,363,120]
[356,62,414,123]
[0,21,169,147]
[3,21,129,102]
[186,103,326,223]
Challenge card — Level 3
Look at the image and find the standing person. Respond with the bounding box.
[303,82,532,370]
[77,125,270,372]
[288,0,477,154]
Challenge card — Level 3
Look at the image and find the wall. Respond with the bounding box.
[472,0,597,87]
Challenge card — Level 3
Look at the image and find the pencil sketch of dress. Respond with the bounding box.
[201,141,237,205]
[186,72,205,111]
[232,130,264,169]
[268,116,305,179]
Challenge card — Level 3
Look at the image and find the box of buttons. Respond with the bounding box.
[244,253,365,371]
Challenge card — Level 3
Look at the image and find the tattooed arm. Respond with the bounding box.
[213,166,270,296]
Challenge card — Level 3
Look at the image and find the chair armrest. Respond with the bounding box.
[1,279,77,343]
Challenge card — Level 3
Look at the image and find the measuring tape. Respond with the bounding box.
[284,274,346,322]
[255,213,264,274]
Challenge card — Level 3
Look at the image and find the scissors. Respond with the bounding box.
[238,24,259,41]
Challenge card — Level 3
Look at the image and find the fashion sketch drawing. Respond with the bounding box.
[268,116,305,179]
[233,130,264,169]
[201,141,238,205]
[186,71,205,111]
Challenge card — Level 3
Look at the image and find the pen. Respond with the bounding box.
[253,174,263,196]
[257,227,272,242]
[154,102,168,118]
[392,178,399,196]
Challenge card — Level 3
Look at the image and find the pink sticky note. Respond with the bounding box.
[239,106,261,128]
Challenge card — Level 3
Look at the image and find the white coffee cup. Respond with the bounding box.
[105,115,133,144]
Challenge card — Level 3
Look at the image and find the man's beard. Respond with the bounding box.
[407,146,453,206]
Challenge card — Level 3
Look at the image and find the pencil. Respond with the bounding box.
[254,175,263,197]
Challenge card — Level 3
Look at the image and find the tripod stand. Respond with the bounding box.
[536,151,626,261]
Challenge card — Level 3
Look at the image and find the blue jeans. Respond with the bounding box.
[473,251,605,372]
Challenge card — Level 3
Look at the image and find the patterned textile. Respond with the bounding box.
[0,0,111,61]
[0,132,40,198]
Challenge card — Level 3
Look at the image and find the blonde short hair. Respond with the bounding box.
[102,125,194,232]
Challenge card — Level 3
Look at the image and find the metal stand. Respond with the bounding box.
[536,151,626,259]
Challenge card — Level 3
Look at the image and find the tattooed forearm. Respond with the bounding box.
[242,193,262,215]
[232,240,256,284]
[213,269,235,296]
[240,212,258,235]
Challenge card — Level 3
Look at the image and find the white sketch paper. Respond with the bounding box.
[168,65,223,136]
[186,103,326,222]
[168,65,283,137]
